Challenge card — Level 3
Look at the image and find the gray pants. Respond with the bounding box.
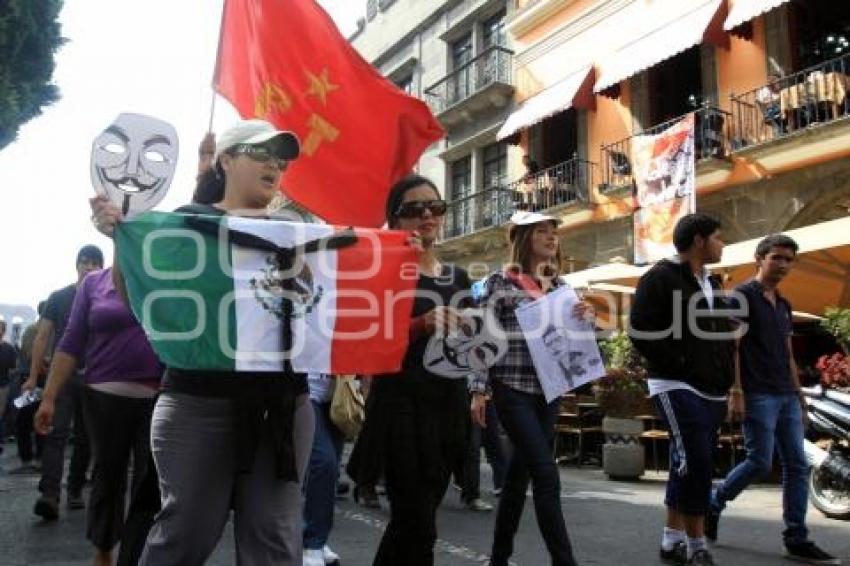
[139,391,314,566]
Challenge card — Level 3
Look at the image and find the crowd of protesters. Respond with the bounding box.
[0,118,841,566]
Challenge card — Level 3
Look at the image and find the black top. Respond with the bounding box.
[161,202,307,481]
[630,258,735,396]
[348,265,472,485]
[43,284,77,355]
[734,279,796,395]
[0,342,16,387]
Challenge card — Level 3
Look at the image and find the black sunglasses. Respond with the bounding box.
[394,199,448,219]
[231,144,288,170]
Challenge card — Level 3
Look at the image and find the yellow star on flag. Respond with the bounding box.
[305,68,339,106]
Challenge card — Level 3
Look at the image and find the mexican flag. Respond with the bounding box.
[115,211,419,375]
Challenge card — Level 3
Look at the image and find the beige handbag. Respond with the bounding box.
[329,375,365,440]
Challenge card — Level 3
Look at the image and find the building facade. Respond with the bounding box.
[353,0,850,284]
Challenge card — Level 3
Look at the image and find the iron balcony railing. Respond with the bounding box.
[441,157,593,239]
[424,45,513,114]
[729,52,850,149]
[600,105,732,192]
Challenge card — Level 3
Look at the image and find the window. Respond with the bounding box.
[482,142,507,189]
[448,156,472,236]
[482,11,507,50]
[450,34,474,104]
[647,46,703,126]
[394,74,414,95]
[791,0,850,69]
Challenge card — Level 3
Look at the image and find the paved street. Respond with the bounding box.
[1,445,848,565]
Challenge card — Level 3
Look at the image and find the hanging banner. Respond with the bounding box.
[633,113,696,264]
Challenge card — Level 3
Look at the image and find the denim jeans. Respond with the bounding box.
[711,392,809,544]
[490,380,576,566]
[303,400,344,550]
[462,400,508,502]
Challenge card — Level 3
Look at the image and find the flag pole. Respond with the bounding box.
[209,0,227,133]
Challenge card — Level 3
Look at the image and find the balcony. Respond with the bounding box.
[729,53,850,160]
[599,105,732,193]
[424,46,514,126]
[441,157,593,240]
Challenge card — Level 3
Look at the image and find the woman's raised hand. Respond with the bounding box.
[89,195,123,238]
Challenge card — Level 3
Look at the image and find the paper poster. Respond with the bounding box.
[633,113,696,264]
[515,285,605,402]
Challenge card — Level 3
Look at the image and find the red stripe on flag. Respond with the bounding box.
[330,229,418,374]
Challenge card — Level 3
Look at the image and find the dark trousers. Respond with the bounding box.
[83,387,155,551]
[462,400,507,502]
[490,380,576,566]
[373,402,452,566]
[653,388,726,516]
[39,373,90,499]
[16,401,43,463]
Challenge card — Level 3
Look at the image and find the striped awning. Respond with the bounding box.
[724,0,790,31]
[594,0,726,93]
[497,66,595,140]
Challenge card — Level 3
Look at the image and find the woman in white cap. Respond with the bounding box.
[90,119,314,566]
[470,211,591,566]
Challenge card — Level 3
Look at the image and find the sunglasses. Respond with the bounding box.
[394,199,448,219]
[231,144,289,170]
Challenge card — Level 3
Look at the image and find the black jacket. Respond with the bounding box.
[629,258,735,396]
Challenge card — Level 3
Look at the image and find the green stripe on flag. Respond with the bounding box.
[116,211,237,370]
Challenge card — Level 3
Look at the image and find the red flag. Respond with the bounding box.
[214,0,445,228]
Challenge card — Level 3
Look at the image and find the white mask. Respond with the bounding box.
[90,113,179,218]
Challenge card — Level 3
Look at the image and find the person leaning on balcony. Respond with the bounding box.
[756,73,784,136]
[629,213,735,566]
[348,174,472,566]
[518,154,540,210]
[471,210,594,566]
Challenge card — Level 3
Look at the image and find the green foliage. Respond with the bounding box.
[0,0,65,151]
[821,307,850,352]
[596,332,648,417]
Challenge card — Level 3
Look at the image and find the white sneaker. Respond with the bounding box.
[322,545,340,564]
[303,548,325,566]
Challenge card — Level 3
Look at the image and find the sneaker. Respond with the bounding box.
[465,498,493,512]
[34,496,59,521]
[492,487,503,497]
[784,541,841,564]
[659,542,687,565]
[704,508,720,542]
[686,549,717,565]
[303,549,325,566]
[67,491,85,510]
[322,545,340,565]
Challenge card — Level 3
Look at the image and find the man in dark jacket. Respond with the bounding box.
[630,213,735,566]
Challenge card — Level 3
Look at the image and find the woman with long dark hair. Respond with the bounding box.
[90,119,314,565]
[471,211,591,566]
[348,174,471,565]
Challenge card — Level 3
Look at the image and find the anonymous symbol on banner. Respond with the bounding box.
[90,113,179,218]
[250,255,324,320]
[424,309,508,378]
[541,325,602,389]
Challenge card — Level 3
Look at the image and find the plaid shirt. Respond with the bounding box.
[472,272,563,396]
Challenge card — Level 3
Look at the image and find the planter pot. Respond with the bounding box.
[602,416,645,480]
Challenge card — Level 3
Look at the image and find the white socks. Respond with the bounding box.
[662,527,686,551]
[687,536,707,559]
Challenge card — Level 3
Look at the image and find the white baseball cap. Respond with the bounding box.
[214,119,301,163]
[508,210,562,227]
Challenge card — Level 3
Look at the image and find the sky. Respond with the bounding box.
[0,0,364,312]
